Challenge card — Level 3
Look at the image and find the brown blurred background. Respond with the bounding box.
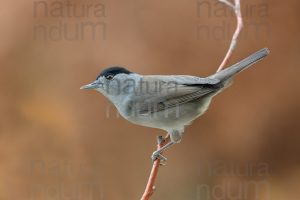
[0,0,299,199]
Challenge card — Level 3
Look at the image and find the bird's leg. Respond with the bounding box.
[151,134,175,162]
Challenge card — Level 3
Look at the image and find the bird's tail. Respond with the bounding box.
[209,48,270,81]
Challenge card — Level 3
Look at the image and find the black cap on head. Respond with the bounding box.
[96,66,132,80]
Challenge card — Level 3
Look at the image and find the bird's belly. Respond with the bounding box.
[124,98,213,131]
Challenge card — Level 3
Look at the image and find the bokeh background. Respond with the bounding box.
[0,0,299,199]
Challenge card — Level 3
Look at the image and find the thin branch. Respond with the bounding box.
[218,0,235,9]
[217,0,243,72]
[140,135,170,200]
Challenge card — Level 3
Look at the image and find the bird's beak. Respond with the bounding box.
[80,80,103,90]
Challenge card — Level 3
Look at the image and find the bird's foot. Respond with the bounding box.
[151,150,167,162]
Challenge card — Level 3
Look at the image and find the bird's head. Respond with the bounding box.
[80,66,140,102]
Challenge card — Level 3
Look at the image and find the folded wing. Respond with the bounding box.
[130,75,221,114]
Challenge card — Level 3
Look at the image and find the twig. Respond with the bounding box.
[217,0,243,72]
[140,135,169,200]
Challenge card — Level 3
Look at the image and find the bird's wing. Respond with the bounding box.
[143,75,220,85]
[130,75,220,114]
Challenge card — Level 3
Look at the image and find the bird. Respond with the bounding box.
[81,48,269,161]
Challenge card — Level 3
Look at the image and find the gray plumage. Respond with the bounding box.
[209,48,269,80]
[81,48,270,161]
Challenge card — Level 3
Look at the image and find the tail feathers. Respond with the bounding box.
[209,48,270,81]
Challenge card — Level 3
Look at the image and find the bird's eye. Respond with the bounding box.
[105,74,114,80]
